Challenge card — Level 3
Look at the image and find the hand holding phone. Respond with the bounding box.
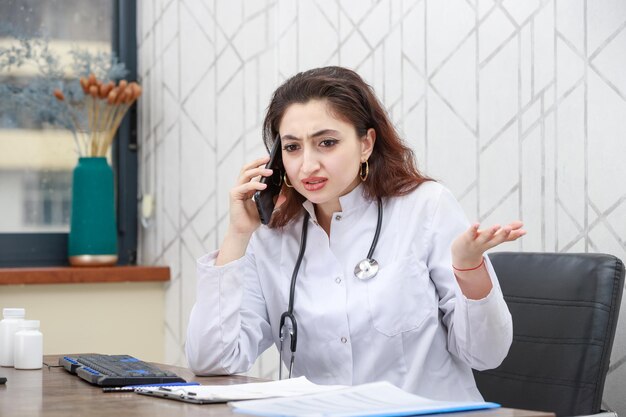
[254,136,284,225]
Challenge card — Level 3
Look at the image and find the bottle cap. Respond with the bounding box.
[18,320,40,330]
[3,308,25,318]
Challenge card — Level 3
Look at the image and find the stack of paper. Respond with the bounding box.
[136,376,500,416]
[229,381,500,417]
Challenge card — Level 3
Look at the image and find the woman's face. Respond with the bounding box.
[279,99,375,210]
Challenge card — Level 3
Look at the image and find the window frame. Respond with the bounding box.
[0,0,138,267]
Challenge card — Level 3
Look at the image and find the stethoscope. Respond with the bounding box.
[278,197,383,379]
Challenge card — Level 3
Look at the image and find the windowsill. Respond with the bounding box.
[0,266,170,285]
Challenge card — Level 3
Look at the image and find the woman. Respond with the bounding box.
[186,66,525,401]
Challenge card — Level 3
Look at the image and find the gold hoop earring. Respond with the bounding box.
[360,160,369,182]
[283,173,293,188]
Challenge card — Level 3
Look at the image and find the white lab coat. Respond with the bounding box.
[186,181,512,401]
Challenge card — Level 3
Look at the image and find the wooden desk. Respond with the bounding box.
[1,355,555,417]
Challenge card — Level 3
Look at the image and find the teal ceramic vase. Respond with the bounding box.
[68,157,118,266]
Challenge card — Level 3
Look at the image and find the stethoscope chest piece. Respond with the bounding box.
[354,258,379,280]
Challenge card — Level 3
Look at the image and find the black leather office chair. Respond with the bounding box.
[474,252,625,417]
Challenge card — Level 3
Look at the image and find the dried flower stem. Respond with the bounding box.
[53,89,84,156]
[53,74,141,158]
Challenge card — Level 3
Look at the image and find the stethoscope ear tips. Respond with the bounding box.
[354,258,379,280]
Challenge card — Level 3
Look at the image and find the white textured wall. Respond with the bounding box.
[137,0,626,412]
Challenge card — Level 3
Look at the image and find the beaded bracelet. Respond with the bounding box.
[452,257,485,272]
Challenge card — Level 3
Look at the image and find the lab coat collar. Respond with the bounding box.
[301,183,369,221]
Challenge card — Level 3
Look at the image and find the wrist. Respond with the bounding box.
[216,228,254,267]
[452,255,485,271]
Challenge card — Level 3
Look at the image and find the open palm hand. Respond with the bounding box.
[451,221,526,269]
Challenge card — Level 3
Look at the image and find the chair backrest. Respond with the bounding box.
[474,252,625,417]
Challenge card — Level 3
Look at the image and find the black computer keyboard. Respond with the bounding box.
[59,354,186,387]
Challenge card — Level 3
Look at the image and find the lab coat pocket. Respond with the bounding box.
[366,257,434,337]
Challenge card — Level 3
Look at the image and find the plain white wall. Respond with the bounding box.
[0,282,165,362]
[137,0,626,412]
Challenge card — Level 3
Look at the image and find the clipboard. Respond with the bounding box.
[135,376,344,404]
[136,385,221,404]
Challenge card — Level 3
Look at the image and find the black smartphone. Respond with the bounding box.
[254,136,284,225]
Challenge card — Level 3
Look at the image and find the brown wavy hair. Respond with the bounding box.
[262,66,432,228]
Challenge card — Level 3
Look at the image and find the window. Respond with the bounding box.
[21,171,72,230]
[0,0,137,267]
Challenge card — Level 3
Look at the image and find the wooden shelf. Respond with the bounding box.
[0,265,170,285]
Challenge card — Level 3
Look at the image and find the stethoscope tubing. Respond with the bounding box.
[279,198,383,379]
[367,198,383,260]
[279,211,310,379]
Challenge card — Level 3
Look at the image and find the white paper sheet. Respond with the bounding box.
[229,381,500,417]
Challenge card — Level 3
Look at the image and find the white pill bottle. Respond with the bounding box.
[0,307,26,367]
[14,320,43,370]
